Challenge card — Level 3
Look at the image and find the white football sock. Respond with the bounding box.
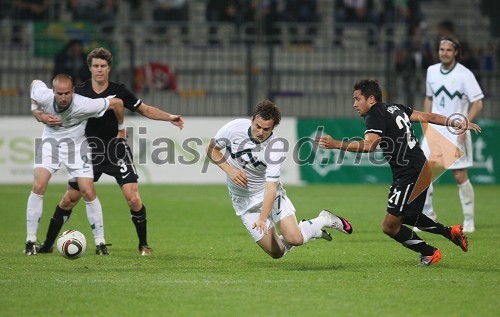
[26,191,43,242]
[422,183,437,220]
[458,179,474,221]
[85,197,105,245]
[299,217,324,244]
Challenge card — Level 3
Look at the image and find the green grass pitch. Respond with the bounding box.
[1,183,498,317]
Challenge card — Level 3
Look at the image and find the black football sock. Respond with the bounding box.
[131,205,148,248]
[404,214,452,239]
[391,225,435,256]
[44,205,72,248]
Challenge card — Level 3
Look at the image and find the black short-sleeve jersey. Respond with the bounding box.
[364,102,426,184]
[75,80,142,151]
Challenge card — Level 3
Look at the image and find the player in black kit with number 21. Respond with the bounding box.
[317,79,481,266]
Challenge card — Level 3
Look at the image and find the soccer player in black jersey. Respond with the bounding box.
[38,47,184,256]
[317,79,481,266]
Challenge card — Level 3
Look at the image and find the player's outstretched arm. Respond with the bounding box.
[318,133,381,153]
[411,110,481,134]
[136,103,184,129]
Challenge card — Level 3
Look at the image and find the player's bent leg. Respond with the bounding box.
[256,228,286,259]
[240,212,285,258]
[382,213,402,237]
[278,215,304,246]
[384,213,437,264]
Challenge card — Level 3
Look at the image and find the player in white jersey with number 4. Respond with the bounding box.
[24,74,124,255]
[421,36,484,233]
[207,100,353,259]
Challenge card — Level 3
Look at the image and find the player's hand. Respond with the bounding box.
[169,115,184,130]
[228,168,247,188]
[466,122,481,134]
[116,128,127,140]
[317,135,335,149]
[252,219,268,235]
[455,120,481,135]
[42,113,62,126]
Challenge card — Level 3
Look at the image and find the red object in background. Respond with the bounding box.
[135,62,177,93]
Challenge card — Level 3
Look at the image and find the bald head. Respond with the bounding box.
[52,74,74,109]
[53,74,74,87]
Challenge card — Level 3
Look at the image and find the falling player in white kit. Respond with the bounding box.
[421,36,484,233]
[207,100,352,259]
[24,74,124,255]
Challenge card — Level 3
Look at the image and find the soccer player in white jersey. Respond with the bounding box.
[25,74,124,255]
[206,100,353,259]
[421,36,484,233]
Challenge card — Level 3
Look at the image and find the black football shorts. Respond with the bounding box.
[386,182,427,217]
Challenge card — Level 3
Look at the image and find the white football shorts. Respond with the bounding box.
[34,139,94,178]
[230,185,296,242]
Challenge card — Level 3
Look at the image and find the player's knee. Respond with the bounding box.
[31,182,46,195]
[285,235,304,246]
[59,198,73,210]
[453,169,468,184]
[127,195,142,210]
[455,175,468,184]
[269,250,285,259]
[382,220,399,236]
[79,188,96,202]
[382,225,398,237]
[60,192,79,209]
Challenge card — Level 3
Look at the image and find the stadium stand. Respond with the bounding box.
[0,0,498,118]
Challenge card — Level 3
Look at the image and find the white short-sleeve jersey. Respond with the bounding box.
[214,118,285,196]
[426,62,483,118]
[31,80,110,143]
[423,62,483,165]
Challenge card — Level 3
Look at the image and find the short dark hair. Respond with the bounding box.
[87,47,113,68]
[353,79,382,102]
[252,100,281,127]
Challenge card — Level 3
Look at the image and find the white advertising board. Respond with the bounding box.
[0,117,300,185]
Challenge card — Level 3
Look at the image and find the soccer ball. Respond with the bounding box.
[56,230,87,260]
